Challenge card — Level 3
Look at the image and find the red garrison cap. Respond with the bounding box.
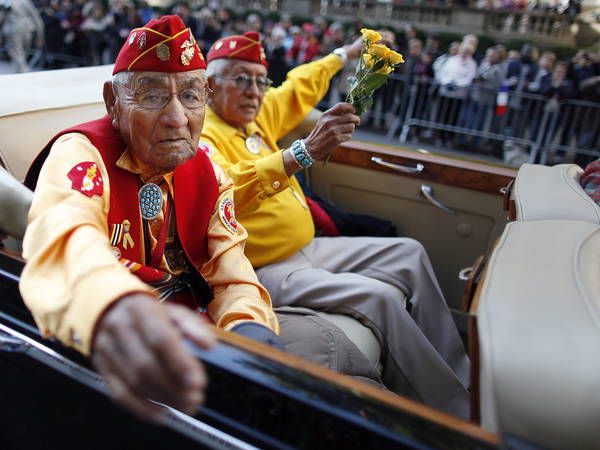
[113,15,206,75]
[206,31,267,67]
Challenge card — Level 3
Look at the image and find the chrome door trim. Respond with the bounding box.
[420,184,458,215]
[370,157,425,174]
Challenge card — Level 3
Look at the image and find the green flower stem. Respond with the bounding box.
[323,45,399,166]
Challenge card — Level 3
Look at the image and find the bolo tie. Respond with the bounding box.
[138,181,173,268]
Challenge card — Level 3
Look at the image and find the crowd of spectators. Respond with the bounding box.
[1,1,598,163]
[474,0,582,15]
[378,30,600,156]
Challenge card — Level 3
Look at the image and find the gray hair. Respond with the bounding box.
[205,58,234,79]
[111,71,134,94]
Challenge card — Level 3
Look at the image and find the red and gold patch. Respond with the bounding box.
[219,197,237,234]
[67,161,103,197]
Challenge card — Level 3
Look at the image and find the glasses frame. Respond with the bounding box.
[114,81,213,110]
[217,75,273,92]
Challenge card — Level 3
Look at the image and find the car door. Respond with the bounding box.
[308,141,516,330]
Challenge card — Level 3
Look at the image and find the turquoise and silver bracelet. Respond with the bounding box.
[291,139,314,168]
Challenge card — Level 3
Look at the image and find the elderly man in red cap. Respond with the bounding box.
[19,15,281,424]
[200,32,471,418]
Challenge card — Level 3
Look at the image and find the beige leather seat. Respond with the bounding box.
[477,162,600,449]
[0,65,111,181]
[478,220,600,449]
[0,65,383,371]
[509,163,600,223]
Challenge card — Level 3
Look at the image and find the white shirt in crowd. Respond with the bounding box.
[437,54,477,87]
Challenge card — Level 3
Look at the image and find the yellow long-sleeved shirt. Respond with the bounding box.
[19,132,278,355]
[201,54,343,267]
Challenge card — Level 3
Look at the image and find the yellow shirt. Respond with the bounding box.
[19,132,278,355]
[201,54,343,267]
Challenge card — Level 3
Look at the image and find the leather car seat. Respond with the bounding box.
[476,162,600,449]
[509,163,600,223]
[477,219,600,449]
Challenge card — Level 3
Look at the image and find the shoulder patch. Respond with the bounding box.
[219,197,238,234]
[198,140,215,158]
[67,162,103,197]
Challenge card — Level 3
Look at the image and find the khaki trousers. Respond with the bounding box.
[257,236,470,419]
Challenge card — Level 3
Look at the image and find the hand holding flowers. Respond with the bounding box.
[346,29,405,115]
[322,29,404,166]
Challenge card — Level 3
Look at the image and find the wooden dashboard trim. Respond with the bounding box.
[0,246,25,262]
[329,140,517,196]
[214,326,499,445]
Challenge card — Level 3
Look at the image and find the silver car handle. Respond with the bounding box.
[458,266,472,281]
[420,184,457,215]
[0,331,29,353]
[371,157,424,174]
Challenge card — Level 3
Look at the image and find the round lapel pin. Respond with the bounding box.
[245,133,262,155]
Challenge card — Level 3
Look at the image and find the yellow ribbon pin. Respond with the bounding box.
[122,219,135,250]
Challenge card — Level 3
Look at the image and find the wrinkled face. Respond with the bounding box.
[105,70,208,175]
[208,59,267,132]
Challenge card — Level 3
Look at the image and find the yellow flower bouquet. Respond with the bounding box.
[323,29,403,165]
[347,28,404,115]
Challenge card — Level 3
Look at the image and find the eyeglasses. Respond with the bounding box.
[218,75,273,92]
[115,82,213,110]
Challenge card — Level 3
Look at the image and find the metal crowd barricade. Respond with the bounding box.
[394,80,548,158]
[360,73,411,135]
[370,78,599,166]
[534,98,600,165]
[324,75,599,166]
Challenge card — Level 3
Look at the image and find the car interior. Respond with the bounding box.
[1,65,599,449]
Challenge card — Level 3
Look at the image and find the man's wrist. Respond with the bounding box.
[333,47,348,65]
[290,139,314,169]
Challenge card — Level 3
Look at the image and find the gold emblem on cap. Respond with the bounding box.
[215,41,223,50]
[137,32,147,50]
[260,48,266,61]
[180,38,196,66]
[229,41,237,49]
[129,32,137,46]
[156,43,170,61]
